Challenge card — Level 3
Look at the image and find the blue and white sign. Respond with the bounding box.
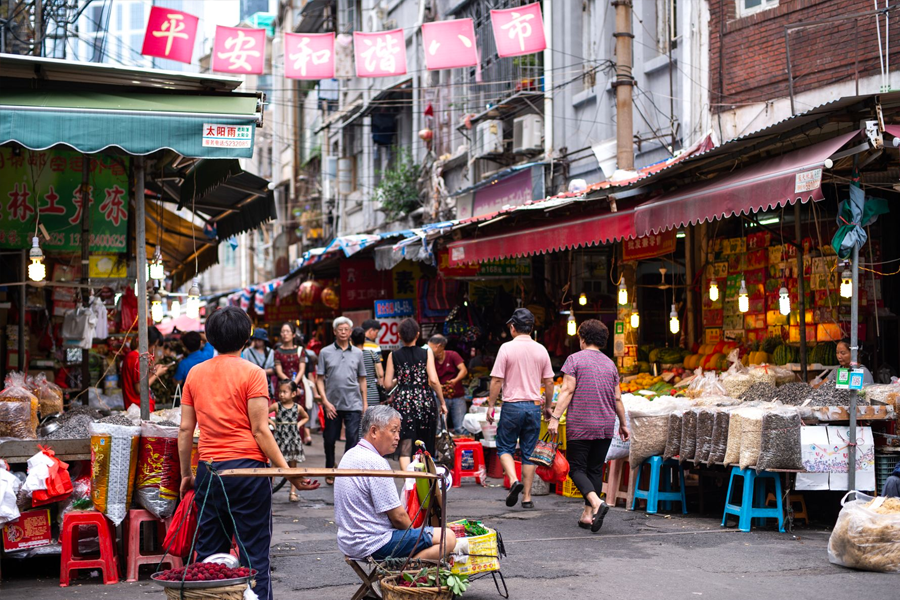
[374,299,414,318]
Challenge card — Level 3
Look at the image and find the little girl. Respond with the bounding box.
[270,380,309,502]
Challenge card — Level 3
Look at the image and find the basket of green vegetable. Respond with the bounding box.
[380,567,469,600]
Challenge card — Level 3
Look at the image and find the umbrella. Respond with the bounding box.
[831,174,889,259]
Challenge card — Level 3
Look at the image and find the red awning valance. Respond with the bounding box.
[447,209,636,266]
[633,130,860,235]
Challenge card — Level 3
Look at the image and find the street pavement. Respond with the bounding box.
[1,438,897,600]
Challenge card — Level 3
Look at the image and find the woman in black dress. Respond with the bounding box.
[384,318,447,471]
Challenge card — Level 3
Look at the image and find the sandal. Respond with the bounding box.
[326,477,335,486]
[521,500,535,509]
[577,521,591,530]
[289,492,299,502]
[506,482,524,507]
[591,503,610,533]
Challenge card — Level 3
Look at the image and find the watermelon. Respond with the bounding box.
[659,348,684,364]
[649,348,662,363]
[638,361,651,373]
[761,336,782,354]
[773,344,800,366]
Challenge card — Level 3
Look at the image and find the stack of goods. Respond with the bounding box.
[756,407,803,470]
[626,397,690,465]
[739,382,777,403]
[806,386,868,407]
[32,373,64,417]
[0,372,39,439]
[663,411,686,461]
[135,422,180,519]
[707,408,733,465]
[695,409,717,463]
[89,420,141,526]
[772,382,812,406]
[680,409,700,462]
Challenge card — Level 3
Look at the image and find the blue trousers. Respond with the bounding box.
[195,459,273,600]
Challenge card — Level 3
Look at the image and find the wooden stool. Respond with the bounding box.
[766,492,809,525]
[60,511,118,587]
[602,459,630,508]
[125,509,183,582]
[345,556,381,600]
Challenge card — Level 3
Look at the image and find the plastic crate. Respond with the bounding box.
[875,451,900,494]
[450,524,501,576]
[555,475,583,499]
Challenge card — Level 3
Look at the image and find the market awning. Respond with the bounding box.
[0,89,261,159]
[633,130,861,235]
[146,203,219,289]
[446,209,637,266]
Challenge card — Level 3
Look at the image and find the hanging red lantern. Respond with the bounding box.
[418,128,433,142]
[298,280,323,307]
[321,286,340,310]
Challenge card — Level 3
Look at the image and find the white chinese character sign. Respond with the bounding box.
[212,26,266,74]
[284,32,335,80]
[141,6,199,64]
[421,18,478,70]
[353,29,407,78]
[490,3,546,58]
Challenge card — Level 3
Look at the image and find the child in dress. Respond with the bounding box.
[269,379,309,501]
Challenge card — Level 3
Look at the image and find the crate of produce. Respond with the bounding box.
[449,523,502,576]
[555,475,583,499]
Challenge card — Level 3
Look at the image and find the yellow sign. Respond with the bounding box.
[89,255,127,278]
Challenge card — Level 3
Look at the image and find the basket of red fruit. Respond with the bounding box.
[152,562,256,600]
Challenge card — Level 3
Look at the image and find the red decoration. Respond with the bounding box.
[141,6,199,64]
[418,128,433,142]
[298,280,323,307]
[212,26,266,75]
[321,286,340,310]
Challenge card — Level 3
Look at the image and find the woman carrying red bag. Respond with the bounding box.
[547,319,630,534]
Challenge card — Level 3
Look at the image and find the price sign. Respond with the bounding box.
[377,318,404,351]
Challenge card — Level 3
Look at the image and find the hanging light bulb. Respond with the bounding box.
[778,287,791,316]
[630,303,640,329]
[578,293,587,306]
[150,292,164,323]
[149,247,165,280]
[170,299,181,318]
[708,278,719,302]
[840,267,853,299]
[567,313,577,336]
[27,236,46,282]
[186,278,201,319]
[617,279,628,306]
[669,304,680,334]
[738,279,749,313]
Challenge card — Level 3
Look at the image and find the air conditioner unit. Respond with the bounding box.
[513,114,543,153]
[474,120,504,157]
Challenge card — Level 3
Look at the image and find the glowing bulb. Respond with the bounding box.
[738,279,749,313]
[578,293,587,306]
[630,303,640,329]
[186,278,201,320]
[708,278,719,302]
[617,280,628,306]
[149,248,165,280]
[170,299,181,318]
[150,293,164,323]
[840,268,853,298]
[669,304,680,335]
[567,314,577,336]
[28,237,45,282]
[779,287,791,316]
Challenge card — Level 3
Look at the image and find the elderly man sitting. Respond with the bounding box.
[335,405,456,561]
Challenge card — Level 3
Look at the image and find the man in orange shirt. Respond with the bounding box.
[178,307,319,600]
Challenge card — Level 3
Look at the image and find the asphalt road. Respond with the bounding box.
[1,438,896,600]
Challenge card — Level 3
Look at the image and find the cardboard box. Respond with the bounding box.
[2,509,52,552]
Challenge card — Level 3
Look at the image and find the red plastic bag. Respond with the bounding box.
[164,490,198,557]
[536,449,569,484]
[405,487,425,528]
[31,446,73,507]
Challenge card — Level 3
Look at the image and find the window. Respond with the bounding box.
[130,3,144,30]
[657,0,677,53]
[737,0,778,18]
[115,5,122,30]
[88,5,103,32]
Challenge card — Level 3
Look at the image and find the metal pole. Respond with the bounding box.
[785,28,795,116]
[18,249,26,368]
[135,156,150,421]
[33,0,42,56]
[849,242,860,491]
[794,203,808,382]
[684,226,696,348]
[613,0,634,171]
[80,156,91,394]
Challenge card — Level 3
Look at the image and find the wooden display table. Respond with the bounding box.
[0,438,91,464]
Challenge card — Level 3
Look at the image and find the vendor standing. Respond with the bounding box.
[813,339,875,388]
[178,307,319,600]
[427,334,468,435]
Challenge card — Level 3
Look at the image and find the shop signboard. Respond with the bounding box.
[0,148,129,252]
[341,259,392,309]
[437,250,531,278]
[266,294,303,323]
[2,509,52,551]
[622,230,677,262]
[374,299,415,319]
[373,299,414,351]
[460,167,544,220]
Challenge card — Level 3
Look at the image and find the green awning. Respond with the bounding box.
[0,90,260,159]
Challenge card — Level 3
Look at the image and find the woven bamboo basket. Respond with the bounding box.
[163,583,248,600]
[379,574,453,600]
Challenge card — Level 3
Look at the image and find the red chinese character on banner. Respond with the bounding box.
[27,152,48,170]
[110,160,125,176]
[9,153,24,168]
[142,7,199,64]
[50,156,67,172]
[69,187,94,225]
[7,183,34,222]
[205,125,216,136]
[39,185,65,215]
[216,126,226,137]
[69,156,83,172]
[100,185,127,226]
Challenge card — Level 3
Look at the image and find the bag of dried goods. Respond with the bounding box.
[708,408,733,465]
[680,408,701,461]
[720,351,754,399]
[739,382,777,403]
[768,364,797,386]
[695,408,717,463]
[627,397,689,466]
[723,409,745,466]
[135,422,180,519]
[865,381,900,409]
[756,406,803,471]
[738,408,765,470]
[685,370,729,399]
[32,372,63,417]
[663,411,685,461]
[89,421,140,526]
[0,372,38,439]
[747,364,778,387]
[828,492,900,573]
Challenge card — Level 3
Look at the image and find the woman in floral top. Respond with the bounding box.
[384,318,446,471]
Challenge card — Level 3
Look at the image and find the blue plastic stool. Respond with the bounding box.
[721,466,785,532]
[631,456,687,514]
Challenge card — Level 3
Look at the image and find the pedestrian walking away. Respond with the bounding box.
[487,308,554,510]
[548,319,630,533]
[177,306,319,600]
[384,318,447,471]
[316,316,368,484]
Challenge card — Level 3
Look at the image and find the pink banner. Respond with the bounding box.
[353,29,407,78]
[141,6,199,64]
[285,32,335,80]
[490,4,546,58]
[422,19,478,70]
[212,26,266,75]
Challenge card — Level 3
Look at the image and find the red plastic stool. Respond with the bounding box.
[60,510,119,586]
[503,460,523,489]
[452,439,485,487]
[126,509,183,582]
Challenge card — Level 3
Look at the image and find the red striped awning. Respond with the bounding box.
[633,130,859,235]
[447,209,636,266]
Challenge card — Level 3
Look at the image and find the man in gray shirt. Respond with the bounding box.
[316,316,368,482]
